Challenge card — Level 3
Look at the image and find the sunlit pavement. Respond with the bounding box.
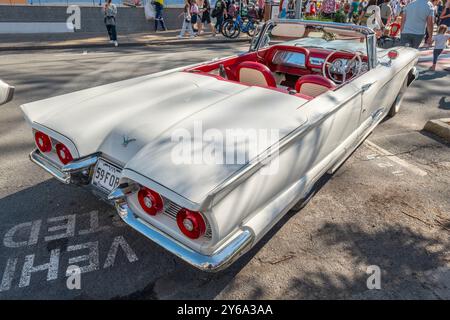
[0,44,448,299]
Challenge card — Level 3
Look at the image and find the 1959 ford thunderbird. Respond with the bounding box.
[19,20,419,271]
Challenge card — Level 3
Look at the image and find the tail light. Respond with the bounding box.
[176,209,206,239]
[137,187,164,216]
[34,131,52,153]
[55,143,73,165]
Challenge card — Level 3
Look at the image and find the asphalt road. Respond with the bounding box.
[0,44,449,299]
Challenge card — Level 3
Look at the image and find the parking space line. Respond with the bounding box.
[365,140,428,177]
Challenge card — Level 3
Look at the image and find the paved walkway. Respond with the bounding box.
[0,30,250,51]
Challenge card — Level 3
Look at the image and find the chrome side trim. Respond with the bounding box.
[113,199,254,272]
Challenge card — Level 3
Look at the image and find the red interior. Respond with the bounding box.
[184,45,367,99]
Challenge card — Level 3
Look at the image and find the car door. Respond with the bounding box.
[0,80,14,106]
[351,51,410,128]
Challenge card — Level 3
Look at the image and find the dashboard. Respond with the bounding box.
[272,51,306,69]
[270,48,368,76]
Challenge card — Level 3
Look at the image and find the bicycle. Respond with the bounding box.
[221,14,258,39]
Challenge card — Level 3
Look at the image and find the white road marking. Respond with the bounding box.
[66,242,99,274]
[365,140,428,177]
[0,211,139,292]
[19,249,60,288]
[0,258,17,292]
[44,215,76,242]
[103,235,139,268]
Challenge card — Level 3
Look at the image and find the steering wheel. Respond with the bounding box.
[322,50,363,84]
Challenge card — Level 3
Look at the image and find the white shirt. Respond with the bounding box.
[433,34,450,50]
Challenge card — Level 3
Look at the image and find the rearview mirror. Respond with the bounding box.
[0,80,14,106]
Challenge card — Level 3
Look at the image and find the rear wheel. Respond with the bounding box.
[222,20,240,39]
[388,78,408,117]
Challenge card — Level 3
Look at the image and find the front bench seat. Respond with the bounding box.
[295,75,336,98]
[235,61,277,88]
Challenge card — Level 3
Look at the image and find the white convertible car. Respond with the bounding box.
[20,20,419,271]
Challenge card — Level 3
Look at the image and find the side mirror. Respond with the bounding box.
[0,80,14,106]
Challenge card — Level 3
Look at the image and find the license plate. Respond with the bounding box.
[91,159,122,193]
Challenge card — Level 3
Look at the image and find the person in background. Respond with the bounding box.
[287,0,296,18]
[321,0,336,18]
[103,0,118,47]
[257,0,265,21]
[198,0,216,36]
[436,0,443,24]
[343,0,351,21]
[390,0,401,17]
[440,1,450,27]
[380,0,392,26]
[178,0,195,38]
[190,0,200,34]
[430,24,450,70]
[213,0,227,34]
[400,0,434,48]
[227,0,237,19]
[349,0,360,23]
[153,0,167,31]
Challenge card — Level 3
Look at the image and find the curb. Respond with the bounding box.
[0,38,250,52]
[423,118,450,142]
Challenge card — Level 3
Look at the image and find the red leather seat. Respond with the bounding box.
[295,75,336,98]
[235,61,277,88]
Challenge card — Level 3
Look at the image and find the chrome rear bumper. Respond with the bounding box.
[30,149,99,186]
[109,189,254,272]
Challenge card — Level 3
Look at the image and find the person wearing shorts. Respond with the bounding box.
[198,0,216,35]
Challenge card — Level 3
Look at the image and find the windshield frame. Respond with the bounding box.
[250,19,377,69]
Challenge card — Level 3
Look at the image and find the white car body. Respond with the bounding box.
[19,21,419,271]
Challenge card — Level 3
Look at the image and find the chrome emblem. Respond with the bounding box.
[122,135,136,147]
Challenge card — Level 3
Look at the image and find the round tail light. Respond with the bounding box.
[34,131,52,153]
[137,187,164,216]
[176,209,206,239]
[55,143,73,165]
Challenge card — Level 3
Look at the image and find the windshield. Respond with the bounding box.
[257,21,368,54]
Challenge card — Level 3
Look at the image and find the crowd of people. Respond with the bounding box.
[177,0,265,38]
[102,0,450,70]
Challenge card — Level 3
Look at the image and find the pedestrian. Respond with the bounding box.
[257,0,265,21]
[359,0,384,29]
[153,0,167,32]
[430,24,450,70]
[380,0,393,26]
[321,0,336,18]
[191,0,200,34]
[440,1,450,27]
[212,0,227,34]
[287,0,296,18]
[103,0,118,47]
[349,0,360,23]
[198,0,216,36]
[400,0,434,48]
[178,0,195,38]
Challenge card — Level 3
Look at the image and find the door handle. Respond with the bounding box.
[361,83,375,92]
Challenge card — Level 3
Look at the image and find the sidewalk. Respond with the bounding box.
[0,30,250,51]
